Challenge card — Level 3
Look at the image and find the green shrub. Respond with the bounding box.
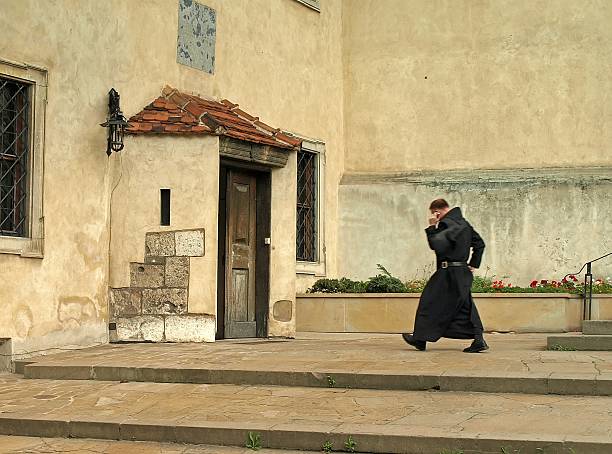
[306,266,612,295]
[365,274,407,293]
[365,264,408,293]
[308,278,366,294]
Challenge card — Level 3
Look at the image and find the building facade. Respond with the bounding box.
[1,0,610,365]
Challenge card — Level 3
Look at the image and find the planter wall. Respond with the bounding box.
[296,293,612,333]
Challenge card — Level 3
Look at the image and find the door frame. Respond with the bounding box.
[217,158,271,339]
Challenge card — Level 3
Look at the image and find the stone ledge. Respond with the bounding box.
[548,334,612,351]
[109,314,215,343]
[341,166,612,186]
[297,293,599,333]
[583,320,612,335]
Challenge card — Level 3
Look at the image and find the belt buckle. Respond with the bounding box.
[441,261,448,269]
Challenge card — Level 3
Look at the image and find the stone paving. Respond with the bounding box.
[4,333,612,453]
[17,333,612,395]
[0,435,315,453]
[0,374,612,453]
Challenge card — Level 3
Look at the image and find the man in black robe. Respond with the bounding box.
[402,199,488,353]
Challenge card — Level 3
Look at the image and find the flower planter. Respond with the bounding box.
[296,293,612,334]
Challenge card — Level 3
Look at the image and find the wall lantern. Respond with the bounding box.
[100,88,129,156]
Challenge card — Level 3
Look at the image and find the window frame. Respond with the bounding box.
[294,138,326,276]
[0,58,47,258]
[1,76,31,237]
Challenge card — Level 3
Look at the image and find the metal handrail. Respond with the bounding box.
[564,252,612,320]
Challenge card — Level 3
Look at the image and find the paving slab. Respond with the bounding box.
[16,333,612,396]
[0,375,611,453]
[0,435,316,453]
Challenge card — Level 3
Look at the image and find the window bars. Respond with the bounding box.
[297,150,316,261]
[0,77,30,237]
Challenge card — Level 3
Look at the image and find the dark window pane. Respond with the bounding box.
[0,77,30,237]
[296,150,316,261]
[160,188,171,226]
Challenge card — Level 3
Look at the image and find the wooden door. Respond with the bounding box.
[224,170,257,338]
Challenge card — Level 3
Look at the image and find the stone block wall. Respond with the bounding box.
[109,229,215,342]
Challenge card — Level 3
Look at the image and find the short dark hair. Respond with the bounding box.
[429,198,449,210]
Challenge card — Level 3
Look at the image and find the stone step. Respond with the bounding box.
[583,320,612,335]
[548,334,612,351]
[15,333,612,396]
[0,435,320,454]
[19,362,612,396]
[1,375,611,454]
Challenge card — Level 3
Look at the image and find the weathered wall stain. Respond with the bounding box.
[13,306,33,339]
[57,297,97,329]
[338,168,612,286]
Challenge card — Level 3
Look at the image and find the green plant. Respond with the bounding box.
[307,267,612,295]
[344,435,357,452]
[322,440,334,453]
[364,264,407,293]
[246,431,261,451]
[308,278,366,294]
[326,375,337,387]
[549,344,577,351]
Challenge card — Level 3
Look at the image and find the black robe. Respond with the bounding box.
[412,207,485,342]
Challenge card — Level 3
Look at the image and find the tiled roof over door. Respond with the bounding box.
[127,86,301,150]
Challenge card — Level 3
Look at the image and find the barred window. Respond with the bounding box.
[1,77,30,237]
[297,149,317,261]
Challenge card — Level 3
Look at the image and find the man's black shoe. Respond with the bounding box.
[401,333,426,351]
[463,338,489,353]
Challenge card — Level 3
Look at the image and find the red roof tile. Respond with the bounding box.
[126,86,301,150]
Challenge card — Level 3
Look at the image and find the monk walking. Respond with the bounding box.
[402,199,488,353]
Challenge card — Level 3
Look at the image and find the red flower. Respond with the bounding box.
[570,275,578,282]
[530,280,538,288]
[540,280,548,285]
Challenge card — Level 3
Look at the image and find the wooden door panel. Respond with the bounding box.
[225,170,257,339]
[233,182,250,243]
[230,269,249,321]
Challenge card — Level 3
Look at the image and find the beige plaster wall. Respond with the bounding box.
[109,135,219,315]
[0,0,344,355]
[343,0,612,172]
[269,153,298,337]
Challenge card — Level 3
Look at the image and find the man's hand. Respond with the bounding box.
[428,216,438,226]
[469,266,475,273]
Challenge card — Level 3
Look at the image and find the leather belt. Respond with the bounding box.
[440,261,468,268]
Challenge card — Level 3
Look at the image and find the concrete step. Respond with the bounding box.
[20,361,612,396]
[583,320,612,335]
[1,375,611,454]
[548,334,612,351]
[0,435,319,454]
